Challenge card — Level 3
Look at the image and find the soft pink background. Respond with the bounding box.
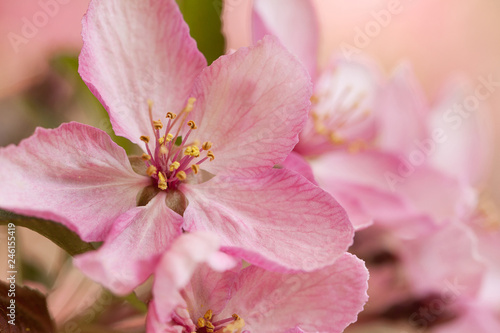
[0,0,91,96]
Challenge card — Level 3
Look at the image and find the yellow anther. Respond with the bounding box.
[310,95,319,104]
[187,120,197,129]
[183,97,196,113]
[206,151,215,161]
[348,140,366,153]
[314,122,327,135]
[176,171,187,181]
[329,132,344,145]
[165,133,174,142]
[140,135,150,144]
[184,146,200,157]
[197,317,206,328]
[166,112,177,119]
[153,119,163,130]
[202,141,212,150]
[169,161,180,171]
[157,172,167,190]
[146,165,157,177]
[158,137,165,145]
[191,164,200,174]
[141,153,151,161]
[204,309,213,321]
[223,315,245,333]
[159,145,168,155]
[206,321,214,330]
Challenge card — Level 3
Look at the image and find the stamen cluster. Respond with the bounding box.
[140,98,215,190]
[196,310,246,333]
[310,86,371,151]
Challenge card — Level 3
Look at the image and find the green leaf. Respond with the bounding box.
[0,210,95,256]
[176,0,226,65]
[175,135,183,146]
[122,292,148,313]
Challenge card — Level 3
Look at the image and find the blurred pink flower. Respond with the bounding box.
[147,232,369,333]
[311,66,486,234]
[0,0,354,295]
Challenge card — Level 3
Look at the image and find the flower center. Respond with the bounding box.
[140,98,215,191]
[310,86,371,152]
[196,310,247,333]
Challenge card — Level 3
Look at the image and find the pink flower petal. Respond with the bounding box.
[400,223,486,299]
[178,263,239,323]
[79,0,206,144]
[189,36,312,178]
[150,232,237,325]
[74,192,183,295]
[311,151,416,230]
[252,0,319,80]
[311,150,476,234]
[284,328,305,333]
[280,151,317,185]
[148,263,238,333]
[218,253,368,333]
[181,168,353,272]
[0,122,149,241]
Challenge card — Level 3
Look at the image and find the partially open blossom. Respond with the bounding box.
[253,0,383,157]
[0,0,353,295]
[147,232,369,333]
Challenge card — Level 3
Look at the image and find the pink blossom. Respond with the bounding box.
[0,0,353,295]
[147,232,369,333]
[318,68,487,232]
